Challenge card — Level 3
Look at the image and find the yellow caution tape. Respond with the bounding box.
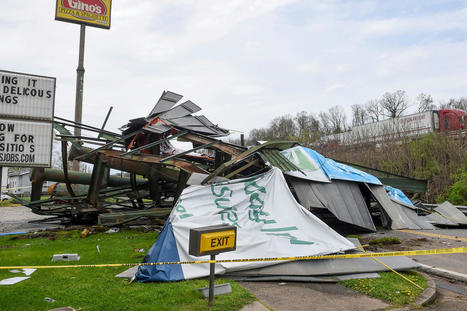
[0,247,465,270]
[398,229,467,242]
[356,245,423,290]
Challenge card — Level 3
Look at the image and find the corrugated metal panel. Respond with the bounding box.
[435,201,467,225]
[311,181,376,231]
[334,159,427,193]
[225,239,419,277]
[289,178,325,209]
[291,179,375,231]
[147,91,183,118]
[144,123,171,134]
[159,100,201,120]
[366,184,435,229]
[166,116,228,135]
[260,149,300,172]
[424,213,458,226]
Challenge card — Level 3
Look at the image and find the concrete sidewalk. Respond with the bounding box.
[239,281,389,311]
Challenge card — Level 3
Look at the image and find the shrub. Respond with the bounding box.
[438,171,467,205]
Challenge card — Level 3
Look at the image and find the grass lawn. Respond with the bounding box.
[0,229,255,311]
[340,270,428,306]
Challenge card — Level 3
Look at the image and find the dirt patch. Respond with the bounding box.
[0,245,15,249]
[9,231,57,241]
[363,236,459,252]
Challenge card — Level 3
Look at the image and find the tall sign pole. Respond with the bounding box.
[55,0,112,171]
[72,24,86,171]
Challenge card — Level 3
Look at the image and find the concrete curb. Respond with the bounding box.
[418,263,467,283]
[414,272,437,306]
[239,300,270,311]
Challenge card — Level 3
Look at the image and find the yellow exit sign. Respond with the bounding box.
[200,230,236,253]
[189,225,237,257]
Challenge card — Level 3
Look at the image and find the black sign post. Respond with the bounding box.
[189,224,237,307]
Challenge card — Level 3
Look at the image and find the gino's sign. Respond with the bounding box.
[55,0,112,29]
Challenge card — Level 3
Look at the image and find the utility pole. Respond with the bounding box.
[72,24,86,172]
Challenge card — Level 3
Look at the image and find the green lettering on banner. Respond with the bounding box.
[211,185,233,197]
[243,174,313,246]
[260,226,298,232]
[249,209,276,224]
[265,232,314,245]
[244,177,275,224]
[211,184,240,227]
[174,199,193,219]
[249,192,264,208]
[244,180,266,195]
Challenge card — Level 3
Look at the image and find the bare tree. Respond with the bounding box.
[351,104,368,126]
[440,97,467,111]
[270,115,297,139]
[319,111,332,134]
[319,106,347,134]
[295,111,309,137]
[294,111,321,144]
[380,90,408,118]
[295,111,320,135]
[328,106,347,133]
[365,99,383,122]
[249,127,273,142]
[417,93,436,112]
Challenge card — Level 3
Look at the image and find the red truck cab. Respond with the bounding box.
[438,109,467,132]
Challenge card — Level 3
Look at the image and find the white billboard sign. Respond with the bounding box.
[0,70,55,167]
[0,119,53,167]
[0,70,55,120]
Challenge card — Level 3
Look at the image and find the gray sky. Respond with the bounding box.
[2,1,467,137]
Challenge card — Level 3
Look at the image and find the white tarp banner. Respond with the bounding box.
[169,168,355,280]
[280,146,330,182]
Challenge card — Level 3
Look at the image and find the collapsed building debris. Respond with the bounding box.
[19,90,465,232]
[12,90,466,283]
[22,91,294,225]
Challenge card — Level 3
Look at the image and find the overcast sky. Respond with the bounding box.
[2,1,467,138]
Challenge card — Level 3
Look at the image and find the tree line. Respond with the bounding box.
[245,90,467,204]
[248,90,467,144]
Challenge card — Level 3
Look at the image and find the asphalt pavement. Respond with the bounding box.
[0,205,60,233]
[360,229,467,275]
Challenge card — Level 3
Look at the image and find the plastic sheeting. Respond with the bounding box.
[136,222,184,282]
[280,146,330,182]
[385,186,414,207]
[135,168,355,282]
[282,146,382,185]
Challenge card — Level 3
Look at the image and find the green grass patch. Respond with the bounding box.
[0,196,50,207]
[0,230,255,311]
[368,237,401,246]
[340,271,427,306]
[0,199,17,207]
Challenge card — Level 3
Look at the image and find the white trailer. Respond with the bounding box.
[323,111,439,145]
